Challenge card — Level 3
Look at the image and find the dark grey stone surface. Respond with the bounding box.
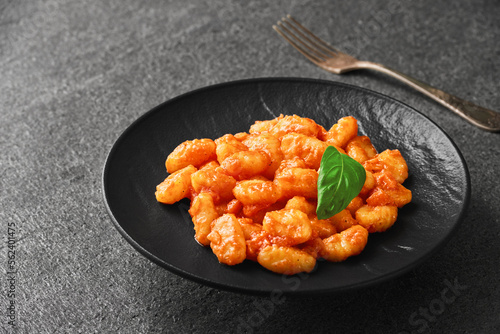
[1,0,499,333]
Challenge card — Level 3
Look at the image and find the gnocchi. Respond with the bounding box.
[156,114,411,275]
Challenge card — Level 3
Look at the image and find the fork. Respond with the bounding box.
[273,15,500,132]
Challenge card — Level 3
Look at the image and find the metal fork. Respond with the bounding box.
[273,15,500,132]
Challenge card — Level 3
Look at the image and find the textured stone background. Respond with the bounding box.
[1,0,499,333]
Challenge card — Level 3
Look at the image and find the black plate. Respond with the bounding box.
[102,78,470,295]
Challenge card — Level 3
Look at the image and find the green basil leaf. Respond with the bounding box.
[316,146,366,220]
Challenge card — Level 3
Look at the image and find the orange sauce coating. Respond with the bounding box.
[155,115,411,275]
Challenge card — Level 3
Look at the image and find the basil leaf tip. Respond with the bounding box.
[316,146,366,220]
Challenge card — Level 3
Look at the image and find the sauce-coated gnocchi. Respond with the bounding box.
[155,115,411,275]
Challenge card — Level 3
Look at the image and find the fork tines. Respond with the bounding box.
[273,15,341,64]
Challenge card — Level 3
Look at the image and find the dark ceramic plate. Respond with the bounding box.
[103,78,470,295]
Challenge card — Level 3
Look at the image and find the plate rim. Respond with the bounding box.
[102,77,471,295]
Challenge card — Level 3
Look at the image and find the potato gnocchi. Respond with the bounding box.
[155,114,411,275]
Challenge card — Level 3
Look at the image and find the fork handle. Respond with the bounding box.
[359,61,500,132]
